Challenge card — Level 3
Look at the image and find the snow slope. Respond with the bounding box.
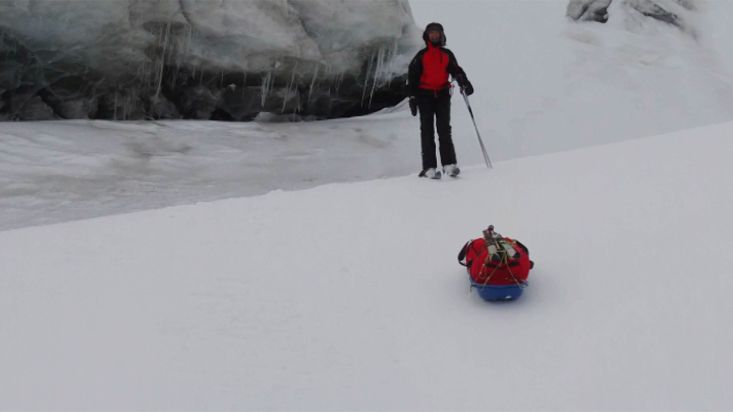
[4,0,733,231]
[2,121,732,410]
[411,0,733,158]
[0,110,417,231]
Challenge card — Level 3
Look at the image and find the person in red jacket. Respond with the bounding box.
[408,22,473,179]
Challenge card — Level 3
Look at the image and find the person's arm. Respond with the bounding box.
[407,50,424,98]
[407,51,424,116]
[446,50,474,95]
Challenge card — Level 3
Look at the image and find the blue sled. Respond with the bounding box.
[470,281,528,302]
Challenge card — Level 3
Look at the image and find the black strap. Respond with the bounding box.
[457,241,471,267]
[515,240,529,254]
[482,260,520,269]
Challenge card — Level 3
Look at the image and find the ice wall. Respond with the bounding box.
[0,0,422,120]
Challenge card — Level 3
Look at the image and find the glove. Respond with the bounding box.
[456,74,474,96]
[409,97,418,117]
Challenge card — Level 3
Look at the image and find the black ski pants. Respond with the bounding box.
[417,88,456,170]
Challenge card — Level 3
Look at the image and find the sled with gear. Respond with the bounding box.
[458,225,534,302]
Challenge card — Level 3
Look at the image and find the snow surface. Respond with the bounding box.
[411,0,733,157]
[0,110,417,230]
[2,121,732,410]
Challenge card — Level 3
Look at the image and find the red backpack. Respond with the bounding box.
[458,226,534,286]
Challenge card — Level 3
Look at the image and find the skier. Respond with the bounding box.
[408,22,474,179]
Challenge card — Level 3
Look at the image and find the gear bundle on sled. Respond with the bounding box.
[458,225,534,302]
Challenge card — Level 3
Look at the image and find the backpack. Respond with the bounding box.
[458,227,534,286]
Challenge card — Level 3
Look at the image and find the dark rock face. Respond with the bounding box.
[566,0,695,30]
[0,0,421,121]
[567,0,613,23]
[627,0,684,29]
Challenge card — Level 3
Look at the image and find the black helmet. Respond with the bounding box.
[422,22,446,46]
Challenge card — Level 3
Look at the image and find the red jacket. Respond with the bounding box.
[408,43,469,96]
[420,43,450,91]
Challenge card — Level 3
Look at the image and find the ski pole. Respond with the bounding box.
[461,90,493,169]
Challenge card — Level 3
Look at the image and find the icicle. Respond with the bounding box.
[368,46,386,108]
[307,64,320,105]
[155,21,172,98]
[361,51,375,106]
[282,62,297,113]
[333,71,342,95]
[261,70,273,107]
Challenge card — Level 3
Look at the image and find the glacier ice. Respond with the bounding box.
[0,0,421,121]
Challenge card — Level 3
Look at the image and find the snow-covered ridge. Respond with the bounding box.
[0,0,421,121]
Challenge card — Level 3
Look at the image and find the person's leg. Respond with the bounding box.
[435,91,457,166]
[417,93,438,171]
